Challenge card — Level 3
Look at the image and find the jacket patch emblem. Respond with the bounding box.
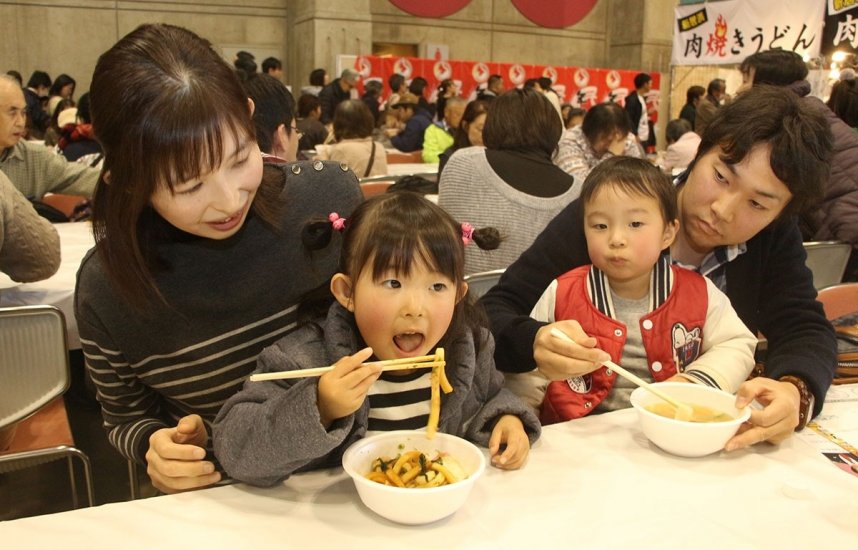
[672,322,702,371]
[566,374,592,393]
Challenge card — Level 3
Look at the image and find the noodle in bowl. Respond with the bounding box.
[342,430,486,524]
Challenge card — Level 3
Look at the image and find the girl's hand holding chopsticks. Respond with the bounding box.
[317,347,381,428]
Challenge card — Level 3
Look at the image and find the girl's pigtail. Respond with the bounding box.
[461,222,502,251]
[301,212,348,251]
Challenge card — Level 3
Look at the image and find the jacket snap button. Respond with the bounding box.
[642,319,653,330]
[605,369,613,376]
[313,160,324,171]
[614,328,623,337]
[291,165,301,175]
[339,162,349,171]
[584,401,593,409]
[652,361,662,372]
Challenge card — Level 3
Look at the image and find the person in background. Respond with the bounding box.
[261,57,283,80]
[361,80,383,122]
[295,93,329,154]
[437,99,489,174]
[47,74,76,117]
[233,51,256,77]
[389,92,432,153]
[564,107,585,129]
[214,192,540,486]
[23,71,51,140]
[624,73,654,150]
[386,73,407,110]
[422,96,466,163]
[302,68,328,97]
[77,23,363,494]
[828,68,858,130]
[554,101,643,182]
[60,92,102,162]
[43,98,76,148]
[240,72,300,163]
[435,78,459,123]
[658,118,700,174]
[408,76,434,118]
[0,75,98,198]
[439,88,577,274]
[0,169,61,451]
[739,49,858,283]
[319,69,358,125]
[506,157,755,422]
[316,99,387,178]
[482,86,836,451]
[680,85,705,129]
[5,70,22,86]
[478,74,504,101]
[694,78,727,136]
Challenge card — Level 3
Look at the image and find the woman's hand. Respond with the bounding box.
[725,378,801,451]
[533,321,611,381]
[488,415,530,470]
[317,347,381,428]
[145,414,221,494]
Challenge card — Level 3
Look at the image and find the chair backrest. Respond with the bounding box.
[803,241,852,290]
[816,283,858,320]
[387,150,424,164]
[360,180,395,199]
[464,269,506,301]
[0,306,69,429]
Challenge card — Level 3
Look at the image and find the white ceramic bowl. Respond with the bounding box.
[630,382,751,457]
[341,430,486,524]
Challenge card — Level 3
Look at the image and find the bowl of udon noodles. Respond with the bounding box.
[341,430,486,524]
[630,382,751,457]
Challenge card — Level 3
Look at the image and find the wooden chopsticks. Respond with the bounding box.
[249,353,445,382]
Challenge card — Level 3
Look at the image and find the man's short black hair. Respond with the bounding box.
[689,85,832,217]
[707,78,725,95]
[633,73,652,89]
[26,70,51,90]
[262,57,282,74]
[240,72,295,154]
[740,49,809,87]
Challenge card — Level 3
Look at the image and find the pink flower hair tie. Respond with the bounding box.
[328,212,346,231]
[461,222,475,246]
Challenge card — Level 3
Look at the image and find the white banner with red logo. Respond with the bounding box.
[349,55,661,122]
[672,0,825,66]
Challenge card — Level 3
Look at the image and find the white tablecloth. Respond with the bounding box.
[1,408,855,548]
[0,222,94,349]
[384,163,438,177]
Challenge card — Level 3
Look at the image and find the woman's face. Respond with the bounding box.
[466,113,487,147]
[60,84,74,99]
[150,130,263,240]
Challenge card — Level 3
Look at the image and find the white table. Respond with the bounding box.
[0,222,94,349]
[1,407,855,548]
[384,163,438,177]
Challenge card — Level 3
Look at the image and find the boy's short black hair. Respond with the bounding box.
[580,156,677,224]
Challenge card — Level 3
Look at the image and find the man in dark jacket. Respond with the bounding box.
[389,92,432,152]
[483,86,836,452]
[624,72,653,148]
[318,69,358,125]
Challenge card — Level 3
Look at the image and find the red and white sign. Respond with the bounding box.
[349,54,660,122]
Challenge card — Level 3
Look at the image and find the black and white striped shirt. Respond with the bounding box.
[365,370,432,436]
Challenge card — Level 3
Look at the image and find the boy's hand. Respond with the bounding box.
[534,320,610,381]
[317,347,380,428]
[488,415,530,470]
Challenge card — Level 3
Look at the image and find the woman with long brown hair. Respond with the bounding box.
[77,23,362,494]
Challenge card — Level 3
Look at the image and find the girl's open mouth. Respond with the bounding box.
[393,332,425,354]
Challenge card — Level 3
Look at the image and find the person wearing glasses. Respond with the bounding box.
[240,72,301,162]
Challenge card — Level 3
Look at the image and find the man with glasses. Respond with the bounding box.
[240,72,300,162]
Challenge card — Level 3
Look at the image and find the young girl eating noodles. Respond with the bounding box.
[214,192,541,487]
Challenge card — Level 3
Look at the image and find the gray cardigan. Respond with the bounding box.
[214,303,541,487]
